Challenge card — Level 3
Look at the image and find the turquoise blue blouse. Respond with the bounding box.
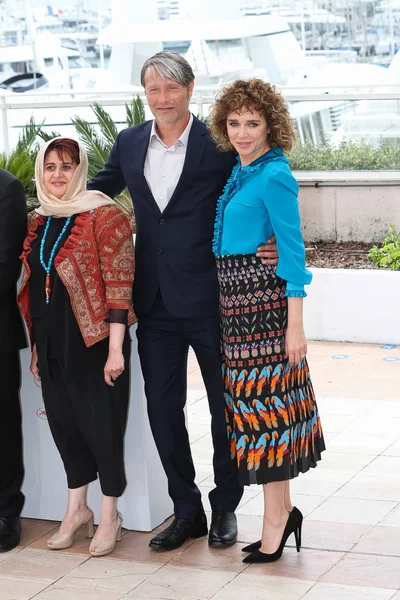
[212,147,312,297]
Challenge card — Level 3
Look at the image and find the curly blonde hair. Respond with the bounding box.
[208,79,296,153]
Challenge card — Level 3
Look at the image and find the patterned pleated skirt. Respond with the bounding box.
[216,253,325,487]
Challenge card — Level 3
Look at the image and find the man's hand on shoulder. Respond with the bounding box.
[256,236,278,266]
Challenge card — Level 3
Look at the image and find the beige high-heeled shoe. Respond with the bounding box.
[89,511,122,557]
[47,507,94,550]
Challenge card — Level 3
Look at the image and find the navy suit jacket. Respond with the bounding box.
[88,116,236,319]
[0,169,27,353]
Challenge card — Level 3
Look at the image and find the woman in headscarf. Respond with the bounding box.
[18,137,136,557]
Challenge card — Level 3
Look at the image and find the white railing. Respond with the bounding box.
[3,84,400,153]
[305,49,357,63]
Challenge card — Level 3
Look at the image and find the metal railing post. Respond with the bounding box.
[197,91,204,120]
[0,96,10,156]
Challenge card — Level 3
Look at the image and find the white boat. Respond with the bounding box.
[0,0,395,149]
[330,50,400,145]
[0,0,88,92]
[0,32,83,92]
[99,2,384,95]
[80,0,388,146]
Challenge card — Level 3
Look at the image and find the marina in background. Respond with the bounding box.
[1,0,400,151]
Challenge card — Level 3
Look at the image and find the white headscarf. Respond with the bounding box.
[35,137,115,217]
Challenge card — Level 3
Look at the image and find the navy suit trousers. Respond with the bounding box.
[136,293,243,519]
[0,352,24,518]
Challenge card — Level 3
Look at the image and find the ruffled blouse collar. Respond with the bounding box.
[238,146,287,171]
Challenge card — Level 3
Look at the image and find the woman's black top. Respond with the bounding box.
[28,215,130,381]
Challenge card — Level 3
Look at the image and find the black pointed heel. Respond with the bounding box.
[294,521,301,552]
[241,506,303,553]
[241,538,262,553]
[242,510,303,564]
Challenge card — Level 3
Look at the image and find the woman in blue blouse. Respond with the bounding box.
[209,79,325,563]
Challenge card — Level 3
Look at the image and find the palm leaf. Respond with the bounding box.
[0,149,36,197]
[70,100,139,226]
[15,116,43,154]
[115,189,134,213]
[38,129,62,143]
[91,102,118,148]
[126,96,146,127]
[71,116,110,178]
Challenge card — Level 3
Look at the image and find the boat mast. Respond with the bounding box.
[188,0,240,20]
[24,0,37,87]
[97,0,105,70]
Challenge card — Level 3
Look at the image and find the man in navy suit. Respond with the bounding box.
[88,51,278,550]
[0,170,27,552]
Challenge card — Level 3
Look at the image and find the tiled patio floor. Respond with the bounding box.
[2,341,400,599]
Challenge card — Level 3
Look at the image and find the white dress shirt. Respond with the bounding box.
[144,113,194,213]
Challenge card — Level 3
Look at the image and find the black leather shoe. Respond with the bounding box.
[0,517,21,552]
[149,513,208,550]
[208,511,237,547]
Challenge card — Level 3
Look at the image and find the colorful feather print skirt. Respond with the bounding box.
[216,254,325,486]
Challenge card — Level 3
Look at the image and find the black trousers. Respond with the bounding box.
[40,354,130,497]
[137,294,243,519]
[0,352,24,518]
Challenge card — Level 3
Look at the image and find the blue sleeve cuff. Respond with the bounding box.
[285,290,307,298]
[285,282,307,298]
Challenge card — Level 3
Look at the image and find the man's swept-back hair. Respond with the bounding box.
[140,51,195,87]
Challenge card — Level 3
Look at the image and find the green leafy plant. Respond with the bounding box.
[1,97,145,217]
[126,96,146,128]
[0,148,36,197]
[368,224,400,270]
[38,129,63,143]
[71,96,145,214]
[72,105,113,179]
[288,140,400,171]
[0,116,44,198]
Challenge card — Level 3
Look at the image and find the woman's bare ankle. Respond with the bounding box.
[67,504,87,515]
[263,509,288,529]
[99,511,118,527]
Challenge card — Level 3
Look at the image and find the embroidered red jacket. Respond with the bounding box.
[18,205,137,348]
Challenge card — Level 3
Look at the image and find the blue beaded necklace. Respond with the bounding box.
[40,216,72,304]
